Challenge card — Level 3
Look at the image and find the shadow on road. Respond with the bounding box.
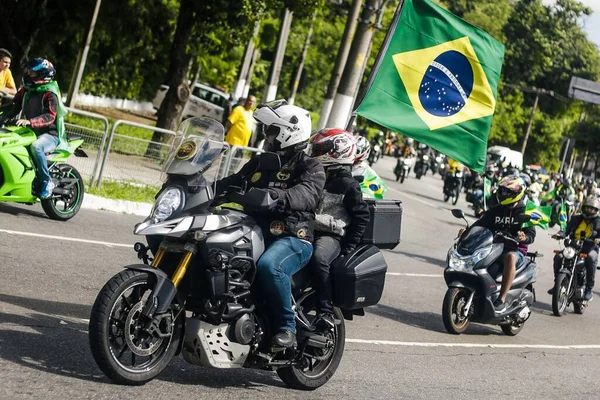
[0,294,286,389]
[0,202,47,219]
[388,249,446,268]
[368,303,501,336]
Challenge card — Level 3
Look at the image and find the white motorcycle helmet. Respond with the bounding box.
[254,100,312,154]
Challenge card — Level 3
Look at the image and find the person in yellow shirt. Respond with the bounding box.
[0,49,17,96]
[224,95,256,147]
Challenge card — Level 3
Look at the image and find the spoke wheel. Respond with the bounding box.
[41,163,84,221]
[442,288,471,334]
[552,273,570,316]
[89,270,181,385]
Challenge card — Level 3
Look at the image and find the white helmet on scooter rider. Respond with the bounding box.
[582,196,600,220]
[254,100,312,153]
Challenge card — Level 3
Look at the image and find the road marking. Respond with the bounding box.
[387,187,439,208]
[345,339,600,350]
[0,229,132,248]
[386,272,441,277]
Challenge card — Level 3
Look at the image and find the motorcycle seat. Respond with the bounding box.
[291,266,312,290]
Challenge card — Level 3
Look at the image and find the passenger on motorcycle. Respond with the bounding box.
[461,176,536,311]
[215,101,326,349]
[397,137,416,158]
[308,128,370,330]
[549,196,600,301]
[0,58,66,198]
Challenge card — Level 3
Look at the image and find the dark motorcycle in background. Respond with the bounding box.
[88,117,395,390]
[551,231,593,316]
[414,153,429,179]
[394,156,413,183]
[443,170,463,205]
[443,210,540,336]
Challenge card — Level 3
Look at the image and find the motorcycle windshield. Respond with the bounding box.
[162,117,225,181]
[458,226,493,255]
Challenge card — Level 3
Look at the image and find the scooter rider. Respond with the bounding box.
[549,196,600,301]
[215,100,326,349]
[460,176,536,311]
[308,128,370,330]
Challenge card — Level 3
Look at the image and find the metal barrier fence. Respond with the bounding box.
[96,120,176,188]
[63,107,110,187]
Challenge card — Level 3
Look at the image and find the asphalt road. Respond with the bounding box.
[1,155,600,399]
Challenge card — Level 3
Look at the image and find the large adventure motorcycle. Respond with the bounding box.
[442,209,541,336]
[0,119,86,220]
[88,117,392,389]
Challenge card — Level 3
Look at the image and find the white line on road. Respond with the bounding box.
[386,272,441,277]
[0,229,132,248]
[345,339,600,350]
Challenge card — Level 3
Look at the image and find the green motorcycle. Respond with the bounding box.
[0,123,86,220]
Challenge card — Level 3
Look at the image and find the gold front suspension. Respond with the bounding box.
[171,251,194,288]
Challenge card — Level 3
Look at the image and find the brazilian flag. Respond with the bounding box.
[484,177,492,200]
[356,0,504,173]
[360,165,388,199]
[540,187,556,203]
[558,202,569,231]
[523,200,551,230]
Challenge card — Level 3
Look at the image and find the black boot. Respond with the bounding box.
[271,330,296,349]
[315,312,335,331]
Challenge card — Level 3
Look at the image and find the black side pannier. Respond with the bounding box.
[360,198,402,250]
[332,245,388,310]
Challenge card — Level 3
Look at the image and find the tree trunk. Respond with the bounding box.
[147,0,196,158]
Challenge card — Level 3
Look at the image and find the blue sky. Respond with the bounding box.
[542,0,600,47]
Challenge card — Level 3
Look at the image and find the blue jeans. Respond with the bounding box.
[30,134,59,184]
[256,237,313,333]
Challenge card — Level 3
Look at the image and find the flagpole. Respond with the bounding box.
[346,0,406,131]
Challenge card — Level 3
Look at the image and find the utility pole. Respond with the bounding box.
[317,0,363,129]
[66,0,102,107]
[352,0,391,110]
[289,11,317,105]
[521,89,540,155]
[328,0,382,129]
[243,47,260,98]
[264,7,293,102]
[233,22,260,100]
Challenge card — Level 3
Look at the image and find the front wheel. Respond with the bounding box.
[452,189,459,205]
[442,288,471,334]
[277,307,346,390]
[88,270,182,385]
[400,170,406,184]
[552,273,570,316]
[501,323,524,336]
[41,163,85,221]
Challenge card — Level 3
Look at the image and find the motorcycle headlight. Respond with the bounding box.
[403,159,411,165]
[423,155,429,161]
[151,187,184,223]
[563,247,576,260]
[448,246,492,271]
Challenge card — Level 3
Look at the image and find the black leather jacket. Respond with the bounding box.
[216,152,325,244]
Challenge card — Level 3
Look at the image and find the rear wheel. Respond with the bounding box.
[552,273,570,316]
[442,288,471,334]
[41,163,84,221]
[277,306,345,390]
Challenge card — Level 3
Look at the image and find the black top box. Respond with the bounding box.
[360,198,402,250]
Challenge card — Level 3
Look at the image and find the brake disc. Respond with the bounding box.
[124,301,164,356]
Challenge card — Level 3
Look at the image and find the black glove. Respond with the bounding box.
[339,246,355,258]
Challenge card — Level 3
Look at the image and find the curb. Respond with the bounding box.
[82,193,152,216]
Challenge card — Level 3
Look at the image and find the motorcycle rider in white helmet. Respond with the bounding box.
[215,100,326,349]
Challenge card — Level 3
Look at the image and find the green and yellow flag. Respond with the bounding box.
[558,202,569,232]
[523,201,551,230]
[356,0,505,173]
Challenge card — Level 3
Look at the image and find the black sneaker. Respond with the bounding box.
[493,298,507,312]
[584,289,594,301]
[315,312,335,331]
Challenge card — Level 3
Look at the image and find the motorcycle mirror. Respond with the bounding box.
[451,209,465,219]
[257,152,282,172]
